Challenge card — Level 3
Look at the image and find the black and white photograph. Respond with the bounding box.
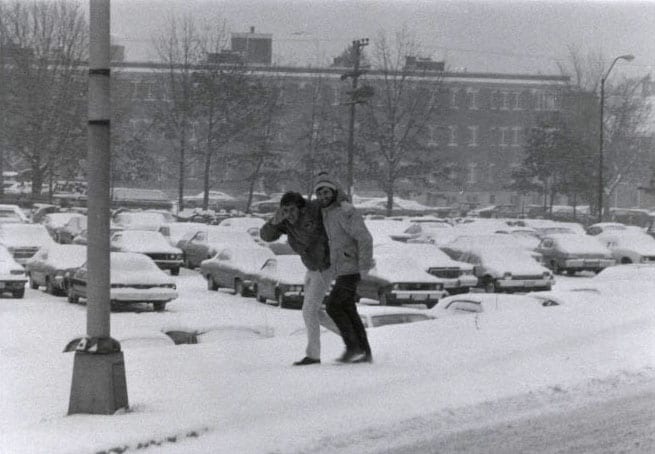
[2,0,655,452]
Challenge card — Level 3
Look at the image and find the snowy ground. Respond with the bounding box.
[1,270,654,453]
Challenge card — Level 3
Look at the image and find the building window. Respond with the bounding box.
[535,91,559,111]
[427,125,438,147]
[488,163,495,183]
[511,127,522,147]
[467,126,478,147]
[513,92,522,110]
[490,90,499,110]
[501,91,510,110]
[450,88,459,109]
[448,126,458,146]
[499,127,509,147]
[467,163,477,184]
[467,88,479,110]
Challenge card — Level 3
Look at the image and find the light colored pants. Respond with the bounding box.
[303,268,333,359]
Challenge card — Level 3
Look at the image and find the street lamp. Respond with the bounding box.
[598,53,634,223]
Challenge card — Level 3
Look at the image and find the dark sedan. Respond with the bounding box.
[24,244,86,295]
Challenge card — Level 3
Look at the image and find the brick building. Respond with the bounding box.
[113,59,570,212]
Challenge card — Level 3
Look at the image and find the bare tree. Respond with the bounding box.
[152,15,204,211]
[358,28,443,214]
[558,45,652,215]
[0,0,87,200]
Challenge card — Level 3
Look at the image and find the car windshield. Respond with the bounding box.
[116,212,167,225]
[0,224,52,242]
[49,246,87,265]
[111,253,158,271]
[120,231,171,249]
[0,246,15,261]
[207,230,253,244]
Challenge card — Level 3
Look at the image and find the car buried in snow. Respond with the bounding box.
[67,252,178,311]
[356,253,448,309]
[24,244,86,295]
[0,244,28,298]
[535,234,615,275]
[254,255,309,309]
[109,229,183,275]
[200,244,275,296]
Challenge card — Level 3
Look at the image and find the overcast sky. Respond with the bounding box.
[109,0,655,78]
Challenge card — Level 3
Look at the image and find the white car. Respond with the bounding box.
[374,242,477,294]
[200,244,275,296]
[113,210,171,231]
[440,234,542,262]
[457,246,554,293]
[357,253,448,308]
[320,305,434,332]
[0,204,29,223]
[67,252,178,311]
[535,234,615,275]
[158,222,207,247]
[586,222,643,236]
[0,223,56,264]
[430,293,549,315]
[596,232,655,264]
[41,212,84,240]
[364,219,414,244]
[0,245,28,298]
[110,230,183,275]
[217,216,265,232]
[255,254,309,308]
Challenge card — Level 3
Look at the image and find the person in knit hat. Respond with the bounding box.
[259,191,332,366]
[314,171,374,363]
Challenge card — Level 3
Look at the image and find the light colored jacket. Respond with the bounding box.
[321,200,374,276]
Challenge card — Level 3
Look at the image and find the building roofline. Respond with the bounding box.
[110,60,570,84]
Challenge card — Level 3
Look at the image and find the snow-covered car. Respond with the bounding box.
[67,252,178,311]
[596,232,655,264]
[440,234,542,262]
[0,223,56,264]
[201,245,275,296]
[71,222,123,245]
[217,216,266,232]
[24,244,86,295]
[41,212,85,241]
[429,293,550,316]
[374,242,477,294]
[593,263,655,283]
[158,222,207,247]
[535,234,615,275]
[357,305,435,328]
[255,255,309,308]
[320,305,434,333]
[0,203,29,223]
[177,227,256,268]
[54,214,87,244]
[364,219,414,244]
[357,254,448,309]
[110,230,183,275]
[0,244,28,298]
[457,246,554,293]
[586,222,642,236]
[112,210,171,231]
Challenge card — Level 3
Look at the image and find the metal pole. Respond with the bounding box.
[598,77,605,223]
[346,41,360,200]
[69,0,128,415]
[597,54,634,223]
[87,0,111,338]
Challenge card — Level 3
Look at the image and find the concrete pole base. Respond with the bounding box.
[68,351,128,415]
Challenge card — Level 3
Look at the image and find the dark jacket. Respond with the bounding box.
[259,200,330,272]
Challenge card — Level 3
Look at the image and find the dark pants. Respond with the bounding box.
[326,274,371,355]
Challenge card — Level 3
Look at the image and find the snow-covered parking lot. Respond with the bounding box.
[2,269,655,453]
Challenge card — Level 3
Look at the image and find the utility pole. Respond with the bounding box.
[342,38,369,199]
